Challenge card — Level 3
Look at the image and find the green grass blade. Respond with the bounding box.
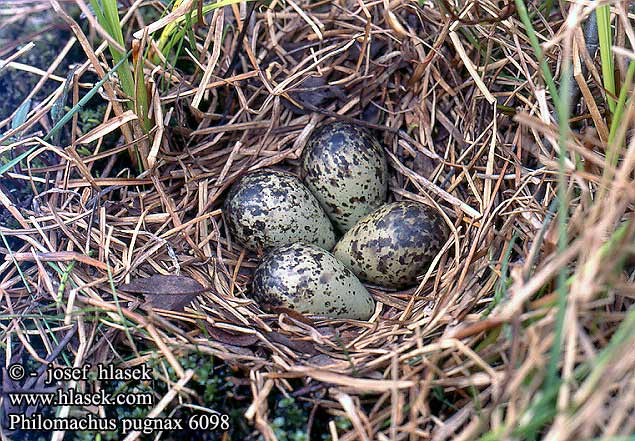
[11,99,32,132]
[44,50,131,141]
[156,0,252,57]
[50,66,79,144]
[545,51,572,391]
[89,0,137,112]
[596,4,616,114]
[134,45,152,132]
[514,0,573,426]
[483,232,517,317]
[0,231,32,295]
[513,0,559,102]
[608,61,635,145]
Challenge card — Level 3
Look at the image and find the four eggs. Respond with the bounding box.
[223,121,448,320]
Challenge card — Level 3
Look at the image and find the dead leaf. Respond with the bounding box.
[337,330,360,344]
[119,274,205,295]
[118,274,205,311]
[268,332,318,355]
[269,306,315,326]
[205,325,259,347]
[307,354,337,367]
[143,293,197,311]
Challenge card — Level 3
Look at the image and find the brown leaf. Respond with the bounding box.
[337,330,359,344]
[118,275,205,311]
[205,325,259,347]
[143,293,197,311]
[269,306,315,326]
[307,354,337,367]
[268,332,318,355]
[119,274,206,296]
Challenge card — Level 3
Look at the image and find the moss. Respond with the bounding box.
[268,397,310,441]
[76,102,109,135]
[69,351,357,440]
[74,352,253,440]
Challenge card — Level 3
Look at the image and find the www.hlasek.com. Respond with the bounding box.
[5,362,230,434]
[8,387,153,407]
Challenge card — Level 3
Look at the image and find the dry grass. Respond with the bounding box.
[1,0,635,439]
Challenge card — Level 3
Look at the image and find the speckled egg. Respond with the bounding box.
[224,170,336,252]
[301,122,388,232]
[332,201,448,288]
[252,242,375,320]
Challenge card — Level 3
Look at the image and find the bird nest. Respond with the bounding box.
[2,0,634,440]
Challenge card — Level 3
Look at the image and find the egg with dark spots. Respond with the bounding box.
[301,122,388,232]
[332,201,448,288]
[224,170,336,252]
[252,242,375,320]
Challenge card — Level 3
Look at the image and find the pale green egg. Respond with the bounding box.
[301,122,388,232]
[333,201,448,288]
[224,170,336,252]
[252,243,375,320]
